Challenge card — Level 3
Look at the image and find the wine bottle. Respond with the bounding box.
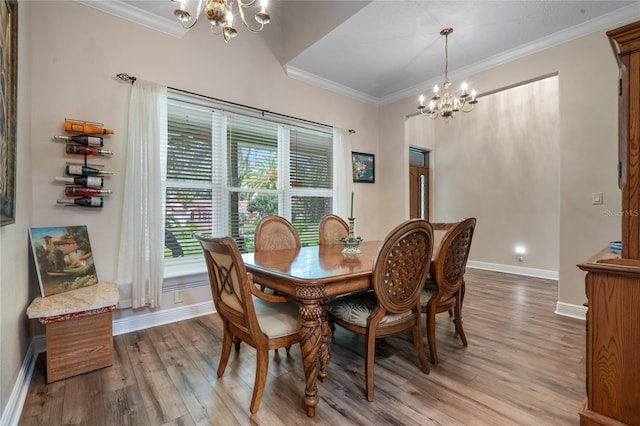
[56,197,104,207]
[64,186,112,197]
[65,144,113,156]
[54,176,104,187]
[64,119,114,135]
[54,135,103,147]
[66,164,114,177]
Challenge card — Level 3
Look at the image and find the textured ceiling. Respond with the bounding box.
[79,0,640,104]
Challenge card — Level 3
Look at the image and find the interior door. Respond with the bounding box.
[409,165,429,220]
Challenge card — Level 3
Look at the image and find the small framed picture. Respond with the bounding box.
[352,152,375,183]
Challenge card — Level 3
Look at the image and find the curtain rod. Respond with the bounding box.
[116,73,333,129]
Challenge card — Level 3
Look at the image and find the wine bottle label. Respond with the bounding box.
[66,165,85,175]
[84,176,103,187]
[89,197,102,206]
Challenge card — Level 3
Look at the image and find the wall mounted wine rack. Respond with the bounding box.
[54,119,114,208]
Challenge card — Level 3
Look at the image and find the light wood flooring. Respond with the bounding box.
[19,269,586,425]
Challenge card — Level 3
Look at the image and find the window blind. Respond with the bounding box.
[164,97,334,258]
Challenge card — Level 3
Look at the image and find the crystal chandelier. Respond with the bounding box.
[173,0,270,43]
[417,28,478,119]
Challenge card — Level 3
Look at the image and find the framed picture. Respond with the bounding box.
[352,151,375,183]
[29,226,99,297]
[0,0,17,226]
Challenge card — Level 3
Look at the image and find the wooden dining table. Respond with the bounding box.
[242,240,381,417]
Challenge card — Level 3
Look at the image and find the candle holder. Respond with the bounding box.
[340,217,363,254]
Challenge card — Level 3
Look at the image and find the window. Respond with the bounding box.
[164,97,334,259]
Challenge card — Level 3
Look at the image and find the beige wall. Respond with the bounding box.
[411,76,561,272]
[1,0,635,419]
[380,30,624,307]
[1,1,32,418]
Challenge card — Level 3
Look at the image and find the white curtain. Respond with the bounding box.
[117,80,167,309]
[333,128,354,219]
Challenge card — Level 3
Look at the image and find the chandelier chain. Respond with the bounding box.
[417,27,477,120]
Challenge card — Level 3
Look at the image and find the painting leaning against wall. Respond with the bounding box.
[29,225,99,297]
[0,0,17,226]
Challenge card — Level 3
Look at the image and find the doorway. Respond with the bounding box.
[409,147,429,220]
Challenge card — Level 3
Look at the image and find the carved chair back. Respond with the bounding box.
[319,214,349,245]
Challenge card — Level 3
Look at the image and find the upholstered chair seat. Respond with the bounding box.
[326,219,434,402]
[193,233,302,414]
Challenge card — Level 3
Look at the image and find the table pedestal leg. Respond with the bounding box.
[297,286,324,417]
[319,302,330,382]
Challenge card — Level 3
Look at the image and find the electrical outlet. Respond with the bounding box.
[174,289,183,304]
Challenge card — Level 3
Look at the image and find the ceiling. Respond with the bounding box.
[79,0,640,105]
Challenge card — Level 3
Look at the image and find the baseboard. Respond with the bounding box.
[555,301,587,320]
[467,260,559,280]
[5,301,214,424]
[0,344,37,426]
[112,301,214,336]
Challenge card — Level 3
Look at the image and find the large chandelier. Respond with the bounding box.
[417,28,477,119]
[173,0,270,43]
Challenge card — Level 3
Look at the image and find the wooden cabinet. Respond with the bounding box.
[578,253,640,425]
[578,20,640,425]
[610,21,640,259]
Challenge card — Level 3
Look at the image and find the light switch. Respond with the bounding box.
[592,192,603,205]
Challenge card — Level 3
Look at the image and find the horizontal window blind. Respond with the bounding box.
[164,96,333,260]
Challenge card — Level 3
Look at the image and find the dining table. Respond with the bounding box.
[242,240,381,417]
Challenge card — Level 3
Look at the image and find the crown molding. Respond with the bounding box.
[284,65,381,106]
[380,3,640,106]
[75,0,187,38]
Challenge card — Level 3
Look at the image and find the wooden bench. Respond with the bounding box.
[26,282,119,383]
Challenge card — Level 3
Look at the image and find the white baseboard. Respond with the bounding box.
[4,301,215,424]
[555,301,587,320]
[467,260,559,280]
[0,345,37,426]
[113,301,214,336]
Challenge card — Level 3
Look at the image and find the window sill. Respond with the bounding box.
[164,257,208,290]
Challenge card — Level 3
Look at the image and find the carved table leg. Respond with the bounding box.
[297,285,324,417]
[319,300,330,382]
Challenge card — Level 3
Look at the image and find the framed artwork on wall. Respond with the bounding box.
[0,0,17,226]
[352,151,375,183]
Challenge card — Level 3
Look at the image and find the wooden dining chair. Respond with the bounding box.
[254,215,301,252]
[193,233,302,414]
[253,215,301,293]
[420,217,476,364]
[319,214,349,245]
[326,219,434,401]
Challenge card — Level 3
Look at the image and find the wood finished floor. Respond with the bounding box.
[19,269,586,425]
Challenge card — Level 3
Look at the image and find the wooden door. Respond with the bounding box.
[409,165,429,219]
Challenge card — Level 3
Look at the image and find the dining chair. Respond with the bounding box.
[193,233,302,414]
[253,215,301,293]
[420,217,476,364]
[325,219,434,401]
[254,215,301,252]
[319,214,349,245]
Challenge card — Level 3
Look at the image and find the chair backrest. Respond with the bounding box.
[319,214,349,245]
[431,217,476,299]
[254,215,301,252]
[372,219,434,314]
[193,233,260,336]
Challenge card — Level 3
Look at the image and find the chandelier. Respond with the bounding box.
[173,0,270,43]
[417,28,477,119]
